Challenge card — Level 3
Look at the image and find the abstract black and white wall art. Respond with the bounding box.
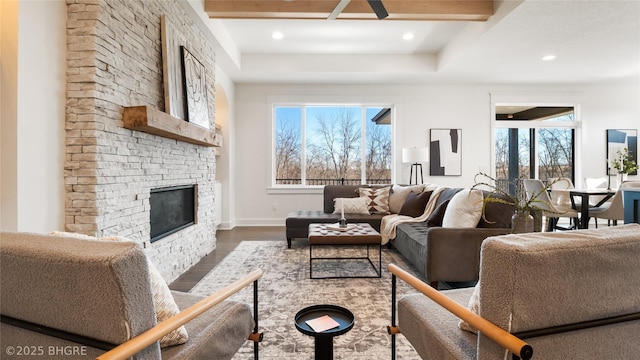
[180,46,210,129]
[430,129,462,176]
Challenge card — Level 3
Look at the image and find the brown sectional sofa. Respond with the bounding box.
[285,184,515,286]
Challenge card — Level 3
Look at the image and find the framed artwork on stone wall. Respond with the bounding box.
[430,128,462,176]
[160,15,185,120]
[180,46,210,129]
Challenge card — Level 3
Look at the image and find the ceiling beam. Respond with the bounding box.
[204,0,494,21]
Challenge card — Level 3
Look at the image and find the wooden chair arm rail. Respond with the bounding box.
[388,264,533,360]
[97,269,264,360]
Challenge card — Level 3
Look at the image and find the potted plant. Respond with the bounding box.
[471,172,562,233]
[612,147,637,184]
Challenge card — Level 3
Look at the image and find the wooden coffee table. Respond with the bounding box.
[307,223,382,279]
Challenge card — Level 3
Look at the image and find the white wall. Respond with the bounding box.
[214,67,236,229]
[1,0,66,232]
[233,82,640,226]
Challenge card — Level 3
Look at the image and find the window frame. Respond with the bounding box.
[269,102,394,192]
[494,114,580,184]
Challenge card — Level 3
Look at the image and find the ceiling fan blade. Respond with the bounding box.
[367,0,388,19]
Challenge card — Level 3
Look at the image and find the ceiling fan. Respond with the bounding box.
[328,0,388,20]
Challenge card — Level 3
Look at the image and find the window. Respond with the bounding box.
[274,105,392,186]
[495,109,577,192]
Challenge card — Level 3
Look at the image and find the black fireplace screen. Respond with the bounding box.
[150,185,196,242]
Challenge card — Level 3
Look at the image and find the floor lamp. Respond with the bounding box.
[402,147,429,184]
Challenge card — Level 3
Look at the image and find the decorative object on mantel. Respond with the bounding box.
[430,128,461,176]
[123,106,218,147]
[180,46,210,129]
[160,15,186,120]
[471,172,562,233]
[402,147,429,184]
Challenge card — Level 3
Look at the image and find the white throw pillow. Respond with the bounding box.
[458,283,479,333]
[333,197,371,215]
[441,189,484,228]
[389,184,425,213]
[49,231,189,347]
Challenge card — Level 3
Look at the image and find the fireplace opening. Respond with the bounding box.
[150,185,196,242]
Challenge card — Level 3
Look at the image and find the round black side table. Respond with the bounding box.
[294,304,354,360]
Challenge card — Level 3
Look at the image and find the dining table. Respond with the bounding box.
[568,189,616,229]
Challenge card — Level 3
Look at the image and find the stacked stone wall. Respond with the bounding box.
[65,0,217,282]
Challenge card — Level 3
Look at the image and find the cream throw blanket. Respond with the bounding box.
[380,184,446,245]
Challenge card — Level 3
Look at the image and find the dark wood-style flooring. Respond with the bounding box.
[168,226,285,292]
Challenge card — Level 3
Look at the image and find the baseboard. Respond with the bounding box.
[233,218,286,227]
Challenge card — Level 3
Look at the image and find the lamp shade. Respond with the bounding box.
[402,147,429,163]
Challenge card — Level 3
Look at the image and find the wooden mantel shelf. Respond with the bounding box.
[123,106,219,147]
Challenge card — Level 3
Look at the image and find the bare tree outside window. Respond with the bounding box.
[275,107,302,184]
[307,107,362,183]
[274,105,391,185]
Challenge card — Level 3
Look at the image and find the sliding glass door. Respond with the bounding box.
[495,111,576,192]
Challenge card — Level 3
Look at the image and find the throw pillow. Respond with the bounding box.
[49,231,189,347]
[441,189,484,228]
[358,186,392,214]
[332,197,371,215]
[399,190,433,217]
[458,283,479,333]
[426,200,450,227]
[388,184,425,213]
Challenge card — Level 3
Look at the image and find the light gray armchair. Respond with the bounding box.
[1,231,264,360]
[389,225,640,360]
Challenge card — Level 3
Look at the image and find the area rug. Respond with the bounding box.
[190,241,423,359]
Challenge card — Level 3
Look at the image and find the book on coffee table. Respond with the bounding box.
[325,223,357,232]
[305,314,340,332]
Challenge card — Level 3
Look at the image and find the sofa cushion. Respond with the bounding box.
[163,292,254,359]
[399,288,477,360]
[323,185,363,213]
[332,197,370,215]
[477,191,516,228]
[426,199,450,227]
[359,186,392,214]
[389,184,425,213]
[399,190,433,217]
[458,283,480,333]
[442,190,483,228]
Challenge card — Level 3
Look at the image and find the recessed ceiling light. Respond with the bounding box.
[403,32,414,41]
[272,31,284,40]
[542,54,556,61]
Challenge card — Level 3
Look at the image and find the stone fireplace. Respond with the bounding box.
[64,0,217,282]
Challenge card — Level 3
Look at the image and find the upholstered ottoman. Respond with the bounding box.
[307,223,382,279]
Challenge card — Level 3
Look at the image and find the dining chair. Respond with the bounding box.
[589,181,640,227]
[548,177,581,208]
[583,177,610,206]
[522,179,579,231]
